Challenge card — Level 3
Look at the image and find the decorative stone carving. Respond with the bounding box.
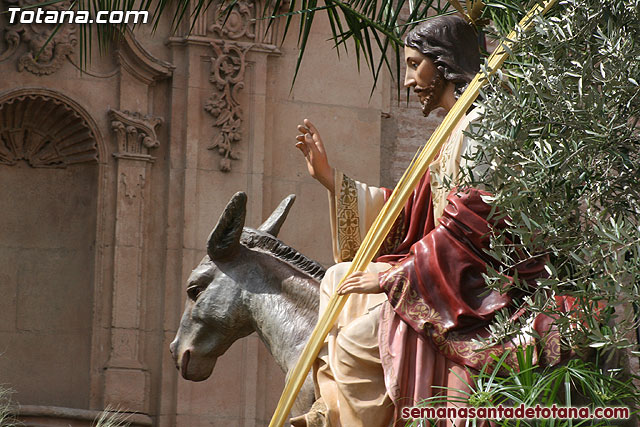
[0,93,98,167]
[106,108,162,412]
[2,0,77,75]
[197,0,284,172]
[121,172,146,200]
[208,0,256,41]
[204,41,250,172]
[0,20,20,62]
[109,109,163,160]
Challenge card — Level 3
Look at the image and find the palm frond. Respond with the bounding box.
[14,0,533,90]
[261,0,443,91]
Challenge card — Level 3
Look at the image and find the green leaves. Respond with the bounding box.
[411,347,639,427]
[16,0,536,92]
[462,0,640,361]
[268,0,447,92]
[406,346,639,426]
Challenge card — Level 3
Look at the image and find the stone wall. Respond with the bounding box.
[0,163,97,409]
[0,0,393,425]
[6,3,635,427]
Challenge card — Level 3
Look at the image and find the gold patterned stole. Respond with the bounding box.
[428,110,480,226]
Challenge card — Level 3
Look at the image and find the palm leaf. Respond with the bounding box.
[290,0,318,87]
[266,0,441,92]
[18,0,530,91]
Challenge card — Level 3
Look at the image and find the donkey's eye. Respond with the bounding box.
[187,285,206,301]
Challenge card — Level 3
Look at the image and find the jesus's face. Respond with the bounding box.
[404,46,446,117]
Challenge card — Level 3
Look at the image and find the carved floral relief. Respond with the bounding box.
[204,41,250,172]
[202,0,261,172]
[120,172,146,200]
[202,0,284,172]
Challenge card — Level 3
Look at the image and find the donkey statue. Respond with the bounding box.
[170,192,324,416]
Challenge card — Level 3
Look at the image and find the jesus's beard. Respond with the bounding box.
[415,72,446,117]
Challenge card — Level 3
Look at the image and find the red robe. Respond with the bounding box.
[373,171,568,420]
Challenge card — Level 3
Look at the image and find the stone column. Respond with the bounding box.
[104,109,163,413]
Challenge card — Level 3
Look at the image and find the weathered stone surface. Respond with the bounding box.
[14,405,152,426]
[0,3,453,426]
[104,368,148,412]
[0,162,96,409]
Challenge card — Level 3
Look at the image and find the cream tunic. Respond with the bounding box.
[315,109,483,427]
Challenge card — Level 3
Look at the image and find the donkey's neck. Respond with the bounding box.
[244,256,319,375]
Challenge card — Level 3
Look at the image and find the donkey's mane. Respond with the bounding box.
[240,228,326,281]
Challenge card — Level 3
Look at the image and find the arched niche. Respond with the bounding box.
[0,89,102,409]
[0,93,99,167]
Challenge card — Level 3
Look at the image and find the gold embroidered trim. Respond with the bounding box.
[386,267,444,333]
[384,268,548,371]
[336,175,361,261]
[379,211,406,256]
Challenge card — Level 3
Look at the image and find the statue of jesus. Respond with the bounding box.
[292,14,552,427]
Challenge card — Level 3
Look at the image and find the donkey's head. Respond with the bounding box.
[169,192,296,381]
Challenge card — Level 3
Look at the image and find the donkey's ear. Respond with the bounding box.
[257,194,295,237]
[207,192,247,259]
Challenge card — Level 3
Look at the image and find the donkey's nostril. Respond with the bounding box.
[181,349,191,377]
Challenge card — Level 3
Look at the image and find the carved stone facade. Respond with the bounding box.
[0,88,104,423]
[0,1,396,426]
[208,0,256,41]
[0,93,98,167]
[1,0,77,75]
[104,109,164,415]
[202,0,282,172]
[110,109,163,158]
[205,41,250,171]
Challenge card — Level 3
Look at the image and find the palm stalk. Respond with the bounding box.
[267,2,557,425]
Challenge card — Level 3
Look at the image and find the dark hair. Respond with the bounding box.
[405,15,480,96]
